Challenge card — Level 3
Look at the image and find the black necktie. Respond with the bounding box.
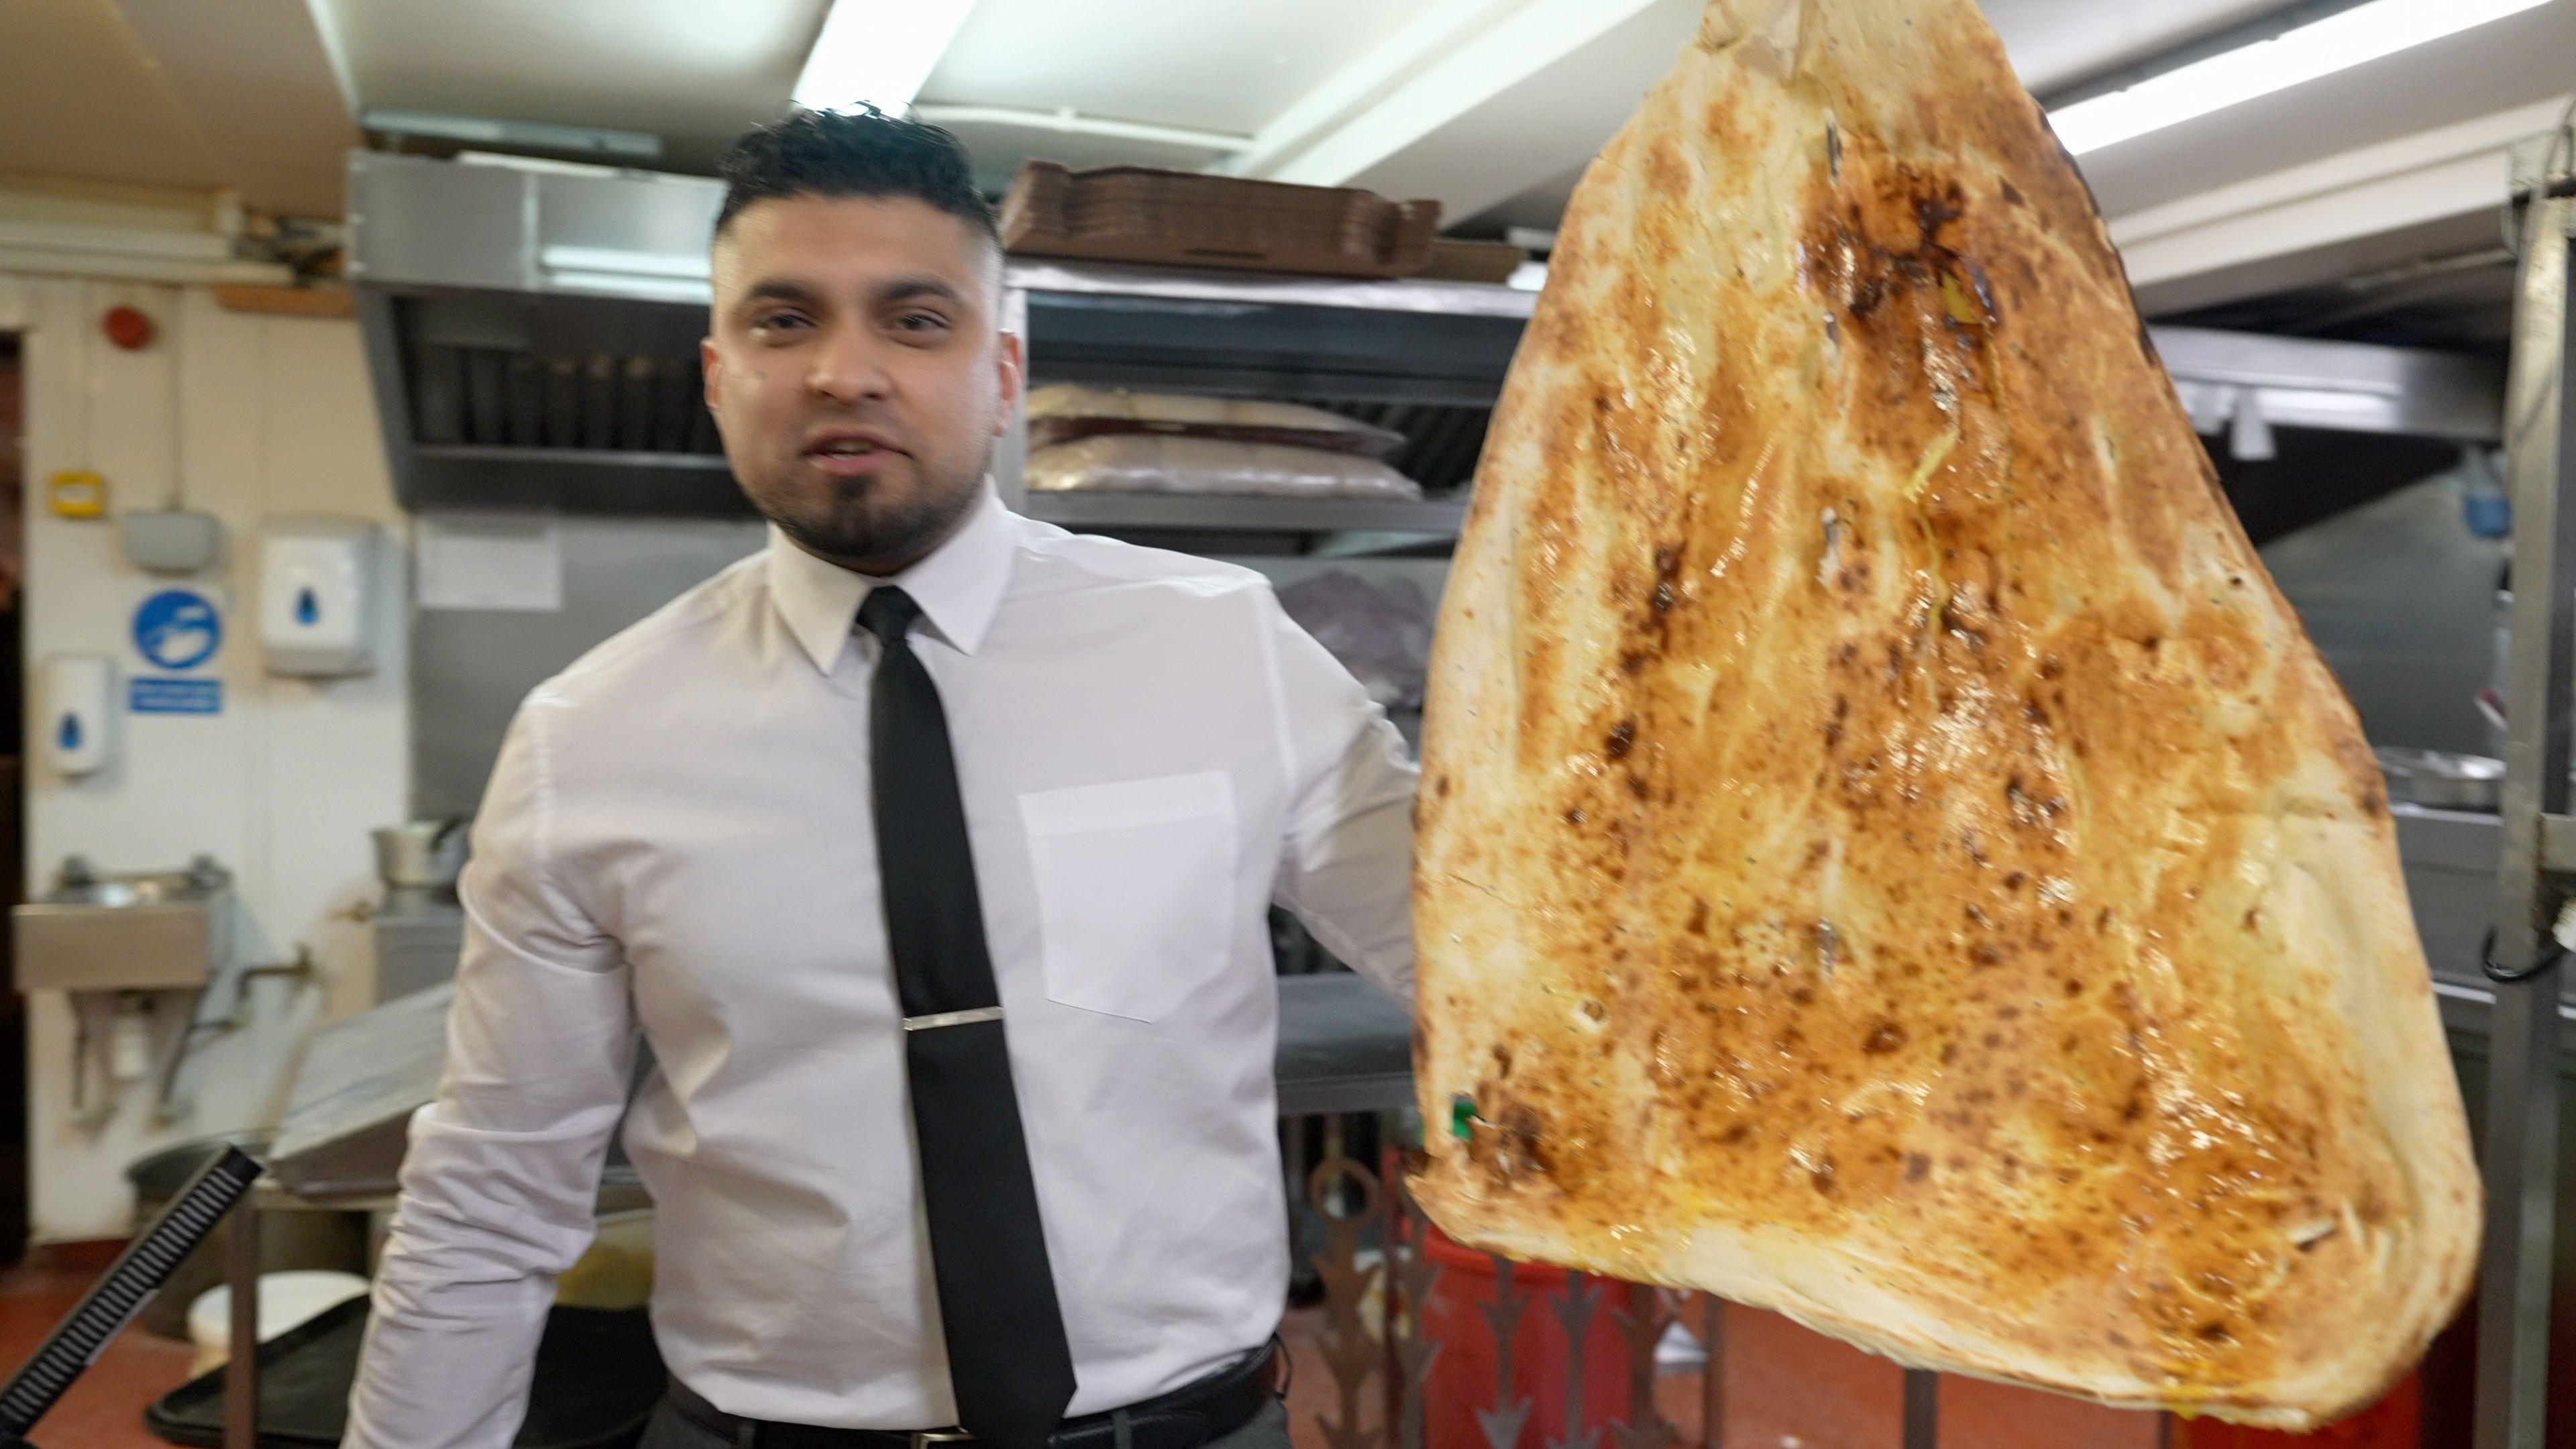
[860,586,1076,1449]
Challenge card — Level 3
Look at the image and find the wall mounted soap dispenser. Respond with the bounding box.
[39,655,115,777]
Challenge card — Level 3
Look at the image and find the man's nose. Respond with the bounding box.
[806,324,892,403]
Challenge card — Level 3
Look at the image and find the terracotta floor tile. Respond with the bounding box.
[1,1257,201,1449]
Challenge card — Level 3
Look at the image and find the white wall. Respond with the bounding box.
[1,273,407,1241]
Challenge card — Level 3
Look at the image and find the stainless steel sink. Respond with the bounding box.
[49,877,193,908]
[13,855,233,991]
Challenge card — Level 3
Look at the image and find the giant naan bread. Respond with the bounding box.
[1410,0,2479,1427]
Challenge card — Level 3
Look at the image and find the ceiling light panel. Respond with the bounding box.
[793,0,983,113]
[2049,0,2553,155]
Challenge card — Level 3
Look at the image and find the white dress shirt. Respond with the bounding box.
[344,487,1417,1449]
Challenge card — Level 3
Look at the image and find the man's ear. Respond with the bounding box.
[992,330,1025,437]
[701,336,722,415]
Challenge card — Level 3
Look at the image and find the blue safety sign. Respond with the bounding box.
[131,588,223,672]
[129,678,223,715]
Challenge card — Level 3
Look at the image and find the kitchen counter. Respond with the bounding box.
[1275,973,1413,1116]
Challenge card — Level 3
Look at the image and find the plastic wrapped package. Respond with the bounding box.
[1025,384,1404,458]
[1275,570,1435,712]
[1025,435,1424,500]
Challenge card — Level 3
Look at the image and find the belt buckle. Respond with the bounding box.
[910,1432,975,1449]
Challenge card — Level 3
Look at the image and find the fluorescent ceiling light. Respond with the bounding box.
[2049,0,2553,156]
[545,272,714,304]
[539,246,711,303]
[910,104,1254,154]
[793,0,980,113]
[539,245,710,280]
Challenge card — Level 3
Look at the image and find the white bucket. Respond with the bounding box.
[186,1270,372,1375]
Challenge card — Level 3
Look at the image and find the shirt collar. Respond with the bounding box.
[767,484,1015,674]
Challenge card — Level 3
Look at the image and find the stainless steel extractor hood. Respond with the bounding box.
[347,148,2510,525]
[348,149,736,515]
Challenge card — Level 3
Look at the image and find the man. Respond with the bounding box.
[345,109,1416,1449]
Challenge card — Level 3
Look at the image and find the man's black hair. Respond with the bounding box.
[713,106,999,246]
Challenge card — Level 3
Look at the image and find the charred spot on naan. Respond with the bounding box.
[1847,17,2126,299]
[1454,1059,1635,1207]
[1638,137,1699,264]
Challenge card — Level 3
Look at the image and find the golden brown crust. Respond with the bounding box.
[1409,0,2479,1428]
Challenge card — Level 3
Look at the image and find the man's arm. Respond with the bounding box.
[345,696,637,1449]
[1258,586,1419,1004]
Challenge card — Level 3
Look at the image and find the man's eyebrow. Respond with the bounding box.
[875,275,966,307]
[733,278,822,313]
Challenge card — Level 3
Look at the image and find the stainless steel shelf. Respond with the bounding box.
[345,152,1539,323]
[2157,325,2504,443]
[2396,802,2503,876]
[2434,977,2576,1055]
[1006,259,1540,320]
[1021,490,1468,535]
[404,447,1475,536]
[417,444,724,471]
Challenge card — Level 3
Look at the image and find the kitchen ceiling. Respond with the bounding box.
[0,0,350,211]
[1980,0,2289,95]
[1468,1,2576,231]
[23,0,2510,206]
[2077,3,2576,220]
[925,0,1424,141]
[325,0,818,176]
[0,0,224,194]
[321,0,2504,218]
[0,0,2565,338]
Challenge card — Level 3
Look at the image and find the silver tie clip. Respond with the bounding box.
[902,1006,1006,1032]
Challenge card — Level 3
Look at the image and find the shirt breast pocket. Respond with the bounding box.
[1019,771,1239,1023]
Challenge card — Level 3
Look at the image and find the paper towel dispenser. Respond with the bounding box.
[260,519,381,677]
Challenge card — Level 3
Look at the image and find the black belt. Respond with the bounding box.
[667,1344,1281,1449]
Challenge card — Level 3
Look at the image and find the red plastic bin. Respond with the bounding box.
[1414,1223,1652,1449]
[2169,1373,2421,1449]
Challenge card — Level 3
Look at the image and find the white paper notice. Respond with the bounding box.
[417,515,564,612]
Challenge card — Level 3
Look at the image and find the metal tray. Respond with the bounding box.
[1000,162,1440,280]
[2377,745,2505,812]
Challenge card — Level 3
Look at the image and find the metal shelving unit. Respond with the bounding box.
[999,263,1511,552]
[2471,131,2576,1449]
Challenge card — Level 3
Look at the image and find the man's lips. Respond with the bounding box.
[803,427,904,477]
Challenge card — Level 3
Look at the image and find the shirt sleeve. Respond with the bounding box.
[344,694,637,1449]
[1260,586,1419,1006]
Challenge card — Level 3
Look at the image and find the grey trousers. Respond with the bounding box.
[637,1392,1294,1449]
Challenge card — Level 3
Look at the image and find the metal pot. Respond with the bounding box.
[371,820,467,890]
[2375,746,2505,812]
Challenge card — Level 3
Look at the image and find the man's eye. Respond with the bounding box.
[751,313,809,334]
[894,312,949,334]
